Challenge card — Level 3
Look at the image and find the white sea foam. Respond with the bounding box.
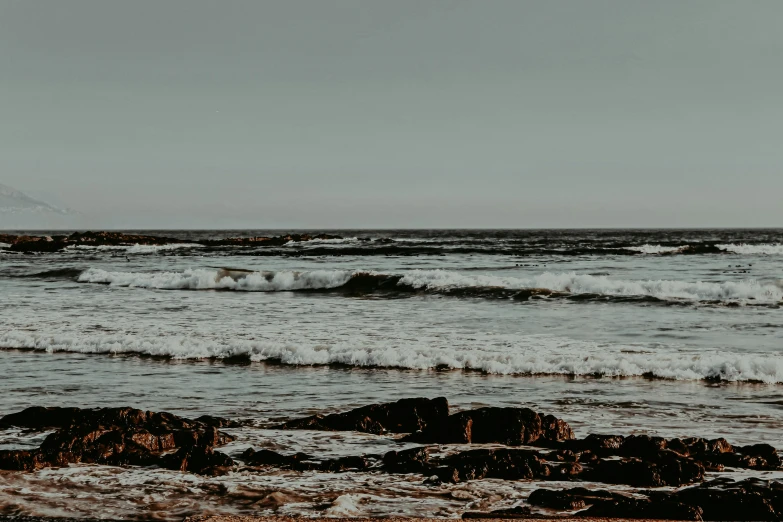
[2,330,782,383]
[284,237,359,246]
[78,267,354,291]
[399,270,783,303]
[0,242,10,248]
[623,244,685,254]
[325,494,368,516]
[65,243,202,253]
[717,243,783,255]
[76,268,783,304]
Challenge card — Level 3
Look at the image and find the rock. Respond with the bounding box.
[242,448,372,473]
[161,446,234,476]
[528,487,703,520]
[581,497,703,520]
[243,448,312,467]
[404,407,574,445]
[275,397,449,434]
[549,433,779,474]
[672,477,783,521]
[434,448,551,483]
[528,487,622,511]
[0,450,43,471]
[716,443,782,470]
[0,406,236,475]
[383,447,432,473]
[583,451,705,487]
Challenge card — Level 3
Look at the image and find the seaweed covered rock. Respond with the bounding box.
[275,397,449,434]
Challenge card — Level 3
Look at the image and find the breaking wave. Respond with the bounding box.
[75,268,783,305]
[622,244,686,254]
[717,243,783,255]
[65,243,203,254]
[2,330,782,383]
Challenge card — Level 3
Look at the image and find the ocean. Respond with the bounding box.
[1,229,782,519]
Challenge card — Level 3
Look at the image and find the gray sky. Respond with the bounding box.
[1,0,782,228]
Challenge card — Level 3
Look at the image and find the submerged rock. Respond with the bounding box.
[0,406,236,475]
[275,397,449,434]
[241,448,374,472]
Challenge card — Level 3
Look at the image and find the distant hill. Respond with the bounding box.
[0,183,81,229]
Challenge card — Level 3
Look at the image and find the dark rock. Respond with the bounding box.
[0,450,43,471]
[583,451,705,487]
[672,477,783,521]
[528,487,702,520]
[464,505,533,518]
[528,487,613,510]
[383,446,432,474]
[317,455,372,472]
[716,443,782,470]
[276,397,449,434]
[241,448,372,473]
[435,448,551,483]
[162,446,234,476]
[581,497,703,520]
[0,406,236,476]
[404,407,574,445]
[242,448,312,467]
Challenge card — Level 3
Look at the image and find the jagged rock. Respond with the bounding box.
[672,477,783,521]
[403,407,574,445]
[583,450,705,487]
[0,406,235,475]
[528,487,622,510]
[275,397,449,434]
[528,487,703,520]
[434,449,552,484]
[581,496,703,520]
[550,433,780,474]
[383,447,431,473]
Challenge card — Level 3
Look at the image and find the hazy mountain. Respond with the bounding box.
[0,183,82,229]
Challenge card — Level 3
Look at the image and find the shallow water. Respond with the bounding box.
[1,229,782,519]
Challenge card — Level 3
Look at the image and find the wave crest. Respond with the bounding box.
[2,330,782,383]
[75,268,783,305]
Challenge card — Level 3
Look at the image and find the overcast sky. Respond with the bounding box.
[1,0,782,228]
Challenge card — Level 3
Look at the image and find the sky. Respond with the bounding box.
[1,0,782,228]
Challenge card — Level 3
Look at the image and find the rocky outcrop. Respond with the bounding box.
[524,478,783,520]
[0,406,236,475]
[402,406,574,445]
[275,397,449,435]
